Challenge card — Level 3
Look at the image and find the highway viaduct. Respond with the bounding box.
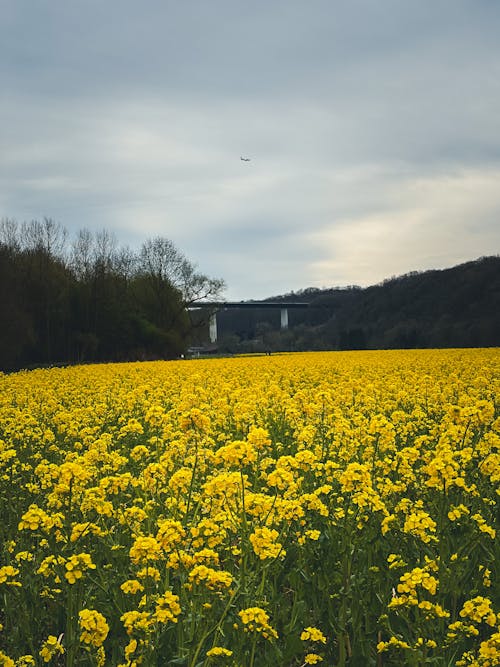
[189,301,309,343]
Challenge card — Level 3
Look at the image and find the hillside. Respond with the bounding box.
[215,256,500,352]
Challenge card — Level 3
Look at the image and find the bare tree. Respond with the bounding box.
[139,237,186,288]
[139,236,225,304]
[21,217,68,258]
[70,228,94,280]
[0,217,21,251]
[137,236,224,343]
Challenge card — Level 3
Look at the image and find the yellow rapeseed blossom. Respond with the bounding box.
[121,579,145,595]
[15,656,36,666]
[136,566,161,581]
[249,527,285,560]
[238,607,278,640]
[18,505,58,532]
[156,519,186,552]
[120,610,153,636]
[0,349,498,665]
[206,646,233,657]
[188,565,233,591]
[129,536,162,564]
[39,635,64,663]
[154,591,181,624]
[79,609,109,647]
[459,597,497,626]
[471,513,496,539]
[301,627,327,643]
[403,509,437,543]
[0,651,15,667]
[14,551,34,563]
[0,566,21,587]
[377,636,411,652]
[478,630,500,665]
[64,553,96,584]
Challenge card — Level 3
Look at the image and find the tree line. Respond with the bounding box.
[0,218,225,371]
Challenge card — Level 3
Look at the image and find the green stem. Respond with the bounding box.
[248,636,257,667]
[65,583,80,667]
[189,585,241,667]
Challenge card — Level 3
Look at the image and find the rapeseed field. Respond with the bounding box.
[0,350,498,666]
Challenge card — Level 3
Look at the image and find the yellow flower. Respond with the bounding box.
[179,408,211,432]
[381,514,396,535]
[397,567,438,596]
[95,646,106,667]
[249,527,284,560]
[156,519,186,552]
[70,521,106,542]
[14,551,34,563]
[0,565,21,587]
[418,600,450,619]
[15,656,36,666]
[459,596,497,626]
[478,631,500,664]
[191,518,227,549]
[0,651,15,667]
[448,504,469,521]
[154,591,181,624]
[206,647,233,657]
[192,548,220,566]
[301,627,327,643]
[479,566,492,588]
[238,607,278,640]
[79,609,109,647]
[18,505,57,532]
[377,636,411,652]
[64,553,96,584]
[125,638,138,660]
[129,536,162,564]
[403,510,437,543]
[387,553,407,569]
[304,654,323,664]
[121,579,145,595]
[339,462,371,493]
[120,610,153,636]
[137,566,160,581]
[39,635,64,663]
[471,513,496,539]
[188,565,233,591]
[214,439,257,467]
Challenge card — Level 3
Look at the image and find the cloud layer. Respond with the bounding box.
[2,1,499,298]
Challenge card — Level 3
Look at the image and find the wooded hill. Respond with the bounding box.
[214,256,500,353]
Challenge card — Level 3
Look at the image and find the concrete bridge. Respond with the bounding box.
[190,301,309,343]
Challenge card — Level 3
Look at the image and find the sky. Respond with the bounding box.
[1,1,499,300]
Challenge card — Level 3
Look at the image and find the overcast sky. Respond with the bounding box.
[2,1,499,299]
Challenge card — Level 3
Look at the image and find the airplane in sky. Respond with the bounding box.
[240,156,251,161]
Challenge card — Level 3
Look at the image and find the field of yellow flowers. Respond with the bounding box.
[0,349,499,667]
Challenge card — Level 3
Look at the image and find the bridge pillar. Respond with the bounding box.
[209,312,218,343]
[280,307,288,330]
[208,313,217,343]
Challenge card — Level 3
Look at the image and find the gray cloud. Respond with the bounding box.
[1,1,499,299]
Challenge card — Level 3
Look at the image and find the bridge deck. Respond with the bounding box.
[191,301,309,310]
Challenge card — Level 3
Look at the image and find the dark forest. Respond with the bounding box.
[0,218,224,371]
